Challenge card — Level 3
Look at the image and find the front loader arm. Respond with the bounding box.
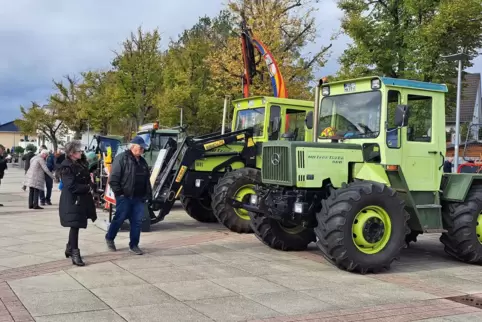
[149,128,256,224]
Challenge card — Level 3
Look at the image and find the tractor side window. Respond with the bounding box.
[407,94,432,142]
[269,105,281,140]
[285,109,306,141]
[386,90,401,148]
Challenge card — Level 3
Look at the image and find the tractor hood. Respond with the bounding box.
[261,141,365,187]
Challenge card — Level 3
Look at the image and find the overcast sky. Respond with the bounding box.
[0,0,480,124]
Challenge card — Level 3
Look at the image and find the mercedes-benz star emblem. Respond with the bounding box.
[271,153,280,166]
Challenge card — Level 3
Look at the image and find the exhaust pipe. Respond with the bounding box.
[312,79,323,142]
[221,95,230,134]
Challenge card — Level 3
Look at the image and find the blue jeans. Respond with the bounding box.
[106,196,145,248]
[39,174,53,203]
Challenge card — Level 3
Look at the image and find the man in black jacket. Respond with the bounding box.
[0,145,6,206]
[105,136,152,255]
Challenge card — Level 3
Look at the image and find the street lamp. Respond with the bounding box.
[441,52,471,172]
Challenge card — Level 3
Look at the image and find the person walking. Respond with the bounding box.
[443,157,454,173]
[21,147,36,191]
[54,148,65,183]
[25,150,55,209]
[105,136,152,255]
[22,148,35,174]
[58,140,97,266]
[0,145,7,207]
[39,150,55,205]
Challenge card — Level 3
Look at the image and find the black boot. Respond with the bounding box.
[65,243,72,258]
[71,249,85,266]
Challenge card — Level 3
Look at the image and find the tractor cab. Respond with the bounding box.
[298,76,447,192]
[232,96,313,143]
[133,123,182,168]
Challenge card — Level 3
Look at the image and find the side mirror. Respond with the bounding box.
[394,105,410,127]
[272,117,281,133]
[305,111,314,129]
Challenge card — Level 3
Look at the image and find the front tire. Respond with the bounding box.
[181,194,218,223]
[211,168,261,234]
[315,181,408,274]
[440,185,482,263]
[250,212,316,251]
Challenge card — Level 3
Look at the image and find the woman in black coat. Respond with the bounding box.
[59,140,97,266]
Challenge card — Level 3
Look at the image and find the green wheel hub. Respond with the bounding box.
[477,213,482,244]
[233,185,255,220]
[352,206,392,254]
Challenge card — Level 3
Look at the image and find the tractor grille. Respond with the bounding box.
[262,146,291,184]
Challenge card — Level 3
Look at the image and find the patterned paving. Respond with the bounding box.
[2,167,482,321]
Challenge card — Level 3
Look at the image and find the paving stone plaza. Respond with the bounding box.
[1,167,482,322]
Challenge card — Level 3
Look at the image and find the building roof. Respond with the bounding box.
[446,73,481,124]
[0,121,20,132]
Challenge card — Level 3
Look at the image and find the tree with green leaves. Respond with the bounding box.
[336,0,482,83]
[208,0,331,100]
[157,15,230,134]
[15,103,67,151]
[334,0,482,136]
[112,27,164,133]
[79,70,126,135]
[50,75,88,139]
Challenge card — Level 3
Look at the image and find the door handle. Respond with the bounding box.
[438,152,444,170]
[428,151,438,154]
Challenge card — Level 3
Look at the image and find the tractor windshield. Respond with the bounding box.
[235,108,265,137]
[318,91,381,139]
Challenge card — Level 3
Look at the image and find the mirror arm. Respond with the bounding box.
[312,79,322,142]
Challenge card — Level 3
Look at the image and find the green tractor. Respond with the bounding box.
[147,95,314,232]
[114,124,182,169]
[134,124,182,168]
[241,76,482,273]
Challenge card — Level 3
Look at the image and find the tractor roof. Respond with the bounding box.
[325,76,448,93]
[232,96,313,108]
[153,129,180,134]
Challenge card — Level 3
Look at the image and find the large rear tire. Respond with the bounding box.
[250,212,316,251]
[211,168,260,234]
[181,195,218,223]
[315,181,408,274]
[440,185,482,264]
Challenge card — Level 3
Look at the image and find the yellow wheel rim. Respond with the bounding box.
[233,185,255,220]
[352,206,392,255]
[477,213,482,244]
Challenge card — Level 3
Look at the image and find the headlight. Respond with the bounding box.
[294,202,304,214]
[250,194,258,205]
[195,179,202,188]
[322,86,330,96]
[371,78,381,89]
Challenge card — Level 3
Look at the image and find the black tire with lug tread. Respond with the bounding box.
[250,211,316,251]
[440,185,482,264]
[211,168,261,234]
[181,195,218,223]
[315,181,409,274]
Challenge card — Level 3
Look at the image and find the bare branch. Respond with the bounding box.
[281,0,302,15]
